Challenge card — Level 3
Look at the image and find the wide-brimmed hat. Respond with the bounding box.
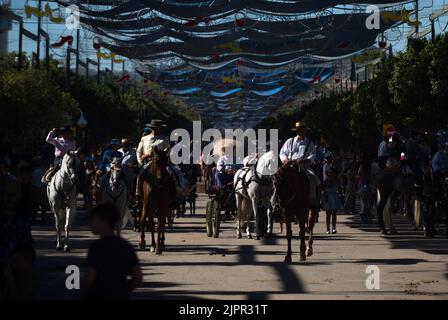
[110,138,121,146]
[17,159,30,169]
[146,119,166,129]
[58,125,71,133]
[290,121,308,132]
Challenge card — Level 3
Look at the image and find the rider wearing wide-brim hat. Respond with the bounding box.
[97,139,124,174]
[279,121,320,209]
[280,121,316,168]
[45,125,76,166]
[43,125,77,183]
[135,120,172,198]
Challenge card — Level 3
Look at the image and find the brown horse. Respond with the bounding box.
[139,148,174,254]
[271,162,316,263]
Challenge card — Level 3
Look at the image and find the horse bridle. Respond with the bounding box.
[53,156,78,203]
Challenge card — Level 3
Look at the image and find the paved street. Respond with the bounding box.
[33,192,448,300]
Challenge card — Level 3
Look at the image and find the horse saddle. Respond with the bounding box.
[42,166,59,184]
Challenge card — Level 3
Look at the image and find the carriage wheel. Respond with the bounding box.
[206,201,213,237]
[211,200,220,238]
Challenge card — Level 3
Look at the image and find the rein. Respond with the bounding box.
[105,173,125,201]
[53,168,76,206]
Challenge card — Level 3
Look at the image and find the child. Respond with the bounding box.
[323,168,342,234]
[83,203,142,300]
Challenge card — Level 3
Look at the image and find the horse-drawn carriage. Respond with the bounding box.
[205,180,236,238]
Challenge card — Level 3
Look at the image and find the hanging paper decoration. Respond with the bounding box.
[116,74,130,84]
[309,75,321,84]
[51,35,73,48]
[184,16,210,27]
[25,5,44,18]
[337,41,350,49]
[235,12,245,27]
[378,34,387,49]
[24,4,64,23]
[382,10,421,28]
[93,37,102,51]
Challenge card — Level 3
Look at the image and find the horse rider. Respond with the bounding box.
[216,145,241,187]
[431,141,448,190]
[119,138,137,168]
[95,139,125,190]
[135,120,172,200]
[43,125,76,182]
[279,121,320,210]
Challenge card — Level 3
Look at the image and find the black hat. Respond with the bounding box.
[146,120,166,129]
[58,125,71,133]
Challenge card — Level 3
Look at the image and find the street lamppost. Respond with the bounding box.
[77,110,88,141]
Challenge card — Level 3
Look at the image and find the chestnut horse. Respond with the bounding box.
[139,148,175,254]
[271,162,316,263]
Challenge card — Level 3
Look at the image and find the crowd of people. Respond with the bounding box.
[1,119,447,299]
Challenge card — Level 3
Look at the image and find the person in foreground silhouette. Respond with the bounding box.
[82,203,142,300]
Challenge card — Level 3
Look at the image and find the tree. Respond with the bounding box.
[0,69,78,154]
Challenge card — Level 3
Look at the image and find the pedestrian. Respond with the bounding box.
[322,168,342,234]
[82,203,142,300]
[0,175,38,299]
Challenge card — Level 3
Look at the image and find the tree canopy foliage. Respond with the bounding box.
[258,34,448,154]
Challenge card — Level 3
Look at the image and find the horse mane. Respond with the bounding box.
[256,151,276,176]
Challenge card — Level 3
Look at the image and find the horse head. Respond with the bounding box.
[154,146,168,166]
[62,149,81,184]
[110,158,123,189]
[271,165,286,212]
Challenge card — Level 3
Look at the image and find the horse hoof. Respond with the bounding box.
[237,234,242,239]
[139,241,146,249]
[156,249,163,255]
[299,255,306,262]
[255,236,260,240]
[284,255,292,264]
[56,245,63,251]
[150,246,156,253]
[63,245,70,253]
[247,234,252,239]
[306,247,313,257]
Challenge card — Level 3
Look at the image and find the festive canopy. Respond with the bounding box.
[57,0,414,128]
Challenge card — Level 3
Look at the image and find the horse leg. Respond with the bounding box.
[306,210,315,257]
[243,198,252,239]
[284,215,293,264]
[299,219,307,262]
[53,205,63,251]
[236,193,243,239]
[267,206,273,235]
[149,209,156,252]
[377,188,389,232]
[64,194,77,252]
[156,207,167,255]
[387,191,398,234]
[139,202,147,249]
[251,197,261,240]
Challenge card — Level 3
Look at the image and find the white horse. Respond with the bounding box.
[234,151,277,240]
[47,150,81,252]
[100,160,129,236]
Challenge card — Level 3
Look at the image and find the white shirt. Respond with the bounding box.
[136,133,170,165]
[378,140,388,157]
[119,147,137,166]
[217,155,232,172]
[279,136,316,163]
